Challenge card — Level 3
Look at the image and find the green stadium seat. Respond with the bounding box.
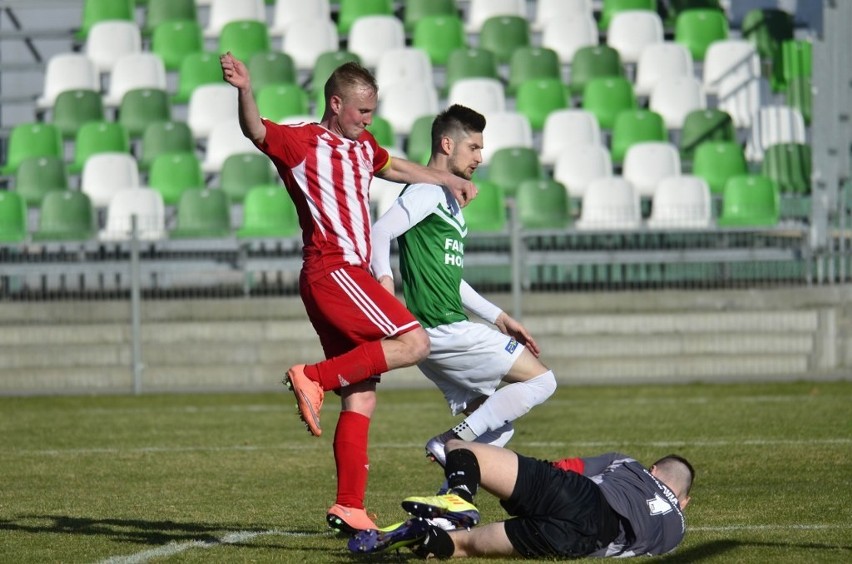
[692,141,747,194]
[569,45,623,97]
[32,190,96,241]
[581,76,637,130]
[465,180,506,233]
[77,0,134,39]
[782,39,812,82]
[151,20,204,71]
[761,142,811,194]
[248,51,297,93]
[610,109,667,165]
[601,0,657,29]
[256,83,309,123]
[406,115,434,165]
[0,123,63,175]
[149,152,204,206]
[664,0,723,27]
[786,76,812,125]
[174,52,222,104]
[0,191,28,243]
[51,89,105,140]
[679,109,736,162]
[13,156,69,208]
[404,0,457,33]
[515,78,569,131]
[414,15,466,66]
[118,88,172,138]
[508,46,561,96]
[218,20,270,65]
[139,121,195,171]
[237,184,299,238]
[445,47,499,95]
[717,175,779,227]
[170,188,232,239]
[219,153,276,203]
[70,121,131,174]
[487,147,541,197]
[367,116,395,148]
[337,0,393,35]
[310,51,361,97]
[144,0,197,35]
[742,8,794,61]
[674,9,729,61]
[516,178,571,229]
[478,15,530,64]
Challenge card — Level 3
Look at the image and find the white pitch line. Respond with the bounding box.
[97,529,322,564]
[692,524,851,532]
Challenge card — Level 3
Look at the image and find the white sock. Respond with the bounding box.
[462,371,557,437]
[475,421,515,447]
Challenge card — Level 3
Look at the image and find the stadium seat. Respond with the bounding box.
[248,52,297,93]
[610,109,667,164]
[36,53,99,110]
[103,53,167,107]
[376,48,433,94]
[405,115,434,165]
[606,10,664,64]
[118,88,172,138]
[310,51,360,96]
[464,180,506,232]
[448,78,506,115]
[622,141,682,198]
[99,188,168,241]
[445,48,499,95]
[692,141,747,194]
[152,20,204,71]
[403,0,457,34]
[0,123,63,175]
[217,20,270,65]
[717,175,779,227]
[270,0,331,38]
[540,109,601,167]
[32,191,96,241]
[348,16,406,70]
[187,84,239,140]
[256,84,309,123]
[70,121,131,174]
[649,76,706,130]
[148,152,205,206]
[237,184,299,238]
[201,119,260,173]
[13,156,69,208]
[283,17,339,72]
[478,15,530,65]
[542,14,598,65]
[85,20,142,75]
[173,51,223,104]
[717,74,771,130]
[77,0,134,40]
[413,15,466,66]
[785,76,812,125]
[170,188,232,238]
[51,89,104,139]
[144,0,197,36]
[204,0,265,38]
[702,40,760,96]
[646,175,713,229]
[761,142,811,194]
[487,147,541,197]
[367,116,396,149]
[581,76,636,130]
[674,8,729,61]
[553,143,613,198]
[219,153,276,203]
[337,0,393,35]
[741,8,794,61]
[378,80,439,136]
[634,42,693,98]
[371,175,406,217]
[745,105,807,162]
[569,45,623,97]
[600,0,657,30]
[515,78,569,131]
[465,0,525,33]
[480,112,533,165]
[139,121,195,171]
[81,152,141,208]
[533,0,591,32]
[781,39,812,88]
[516,178,572,229]
[0,191,28,243]
[575,176,641,230]
[508,46,561,96]
[679,109,736,161]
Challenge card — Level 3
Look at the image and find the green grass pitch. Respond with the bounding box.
[1,380,850,563]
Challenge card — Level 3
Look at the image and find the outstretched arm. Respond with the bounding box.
[220,52,266,144]
[377,157,477,207]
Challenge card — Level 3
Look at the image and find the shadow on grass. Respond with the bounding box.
[662,539,852,562]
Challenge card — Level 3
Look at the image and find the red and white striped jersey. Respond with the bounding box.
[257,119,391,282]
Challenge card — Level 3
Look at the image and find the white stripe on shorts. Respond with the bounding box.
[330,268,398,336]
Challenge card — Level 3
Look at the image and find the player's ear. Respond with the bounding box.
[329,94,343,114]
[440,135,453,155]
[679,495,690,510]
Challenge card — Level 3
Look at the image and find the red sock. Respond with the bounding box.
[333,411,371,508]
[305,340,388,391]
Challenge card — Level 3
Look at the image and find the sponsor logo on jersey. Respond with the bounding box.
[444,237,464,267]
[505,338,519,354]
[647,494,674,515]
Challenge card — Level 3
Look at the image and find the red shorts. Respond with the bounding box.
[300,265,421,359]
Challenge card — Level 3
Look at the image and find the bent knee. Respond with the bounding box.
[405,327,431,362]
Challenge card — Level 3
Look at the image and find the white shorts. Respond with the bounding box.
[419,320,525,415]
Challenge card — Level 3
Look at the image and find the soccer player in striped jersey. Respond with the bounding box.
[370,105,557,470]
[220,54,477,534]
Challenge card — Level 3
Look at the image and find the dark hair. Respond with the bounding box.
[324,61,378,104]
[653,454,695,495]
[430,104,486,154]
